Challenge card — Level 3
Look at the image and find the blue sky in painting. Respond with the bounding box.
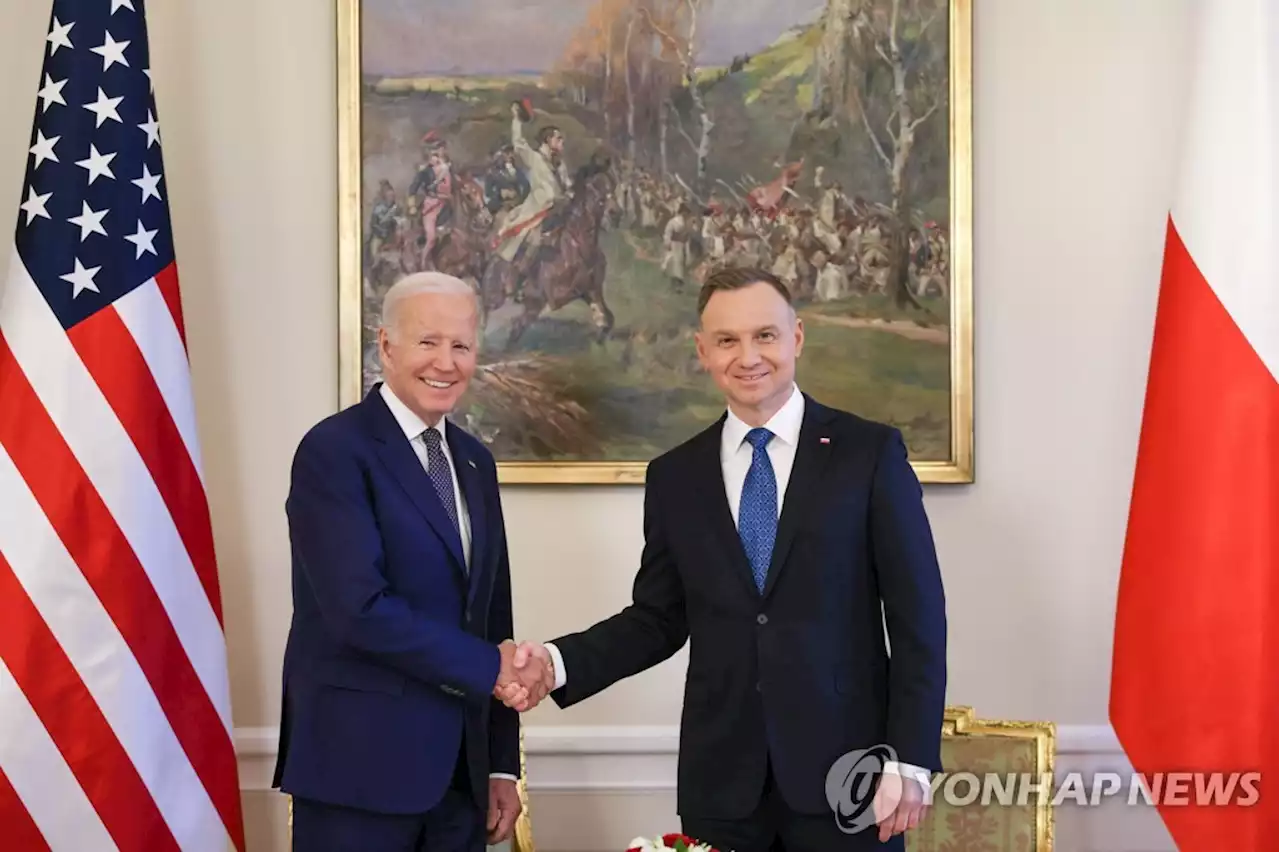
[362,0,824,76]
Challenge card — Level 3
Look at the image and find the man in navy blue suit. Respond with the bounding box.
[513,267,947,851]
[273,272,548,851]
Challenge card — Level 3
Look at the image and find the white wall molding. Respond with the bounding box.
[234,723,1125,793]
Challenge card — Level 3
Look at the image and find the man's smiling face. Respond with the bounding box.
[378,290,478,425]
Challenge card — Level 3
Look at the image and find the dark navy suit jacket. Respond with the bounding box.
[272,385,519,815]
[549,394,947,820]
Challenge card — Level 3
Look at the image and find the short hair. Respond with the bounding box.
[380,271,477,335]
[696,266,792,316]
[539,126,562,146]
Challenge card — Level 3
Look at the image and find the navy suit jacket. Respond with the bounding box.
[549,394,947,819]
[272,385,519,815]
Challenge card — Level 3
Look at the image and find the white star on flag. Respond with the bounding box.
[60,258,103,297]
[75,144,116,184]
[132,165,163,203]
[19,187,53,225]
[111,0,136,13]
[124,220,159,258]
[84,87,124,127]
[37,74,66,113]
[138,110,161,148]
[90,31,131,71]
[29,130,60,169]
[47,17,74,55]
[68,201,109,241]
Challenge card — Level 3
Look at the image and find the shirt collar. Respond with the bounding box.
[721,383,804,453]
[379,382,446,443]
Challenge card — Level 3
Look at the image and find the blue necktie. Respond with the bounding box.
[422,428,461,542]
[738,427,777,592]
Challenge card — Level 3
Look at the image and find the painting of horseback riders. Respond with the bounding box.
[344,0,972,481]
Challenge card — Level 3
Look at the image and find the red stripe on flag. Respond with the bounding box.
[67,304,224,626]
[155,263,186,350]
[1110,217,1278,850]
[0,765,52,852]
[0,549,178,851]
[0,332,245,852]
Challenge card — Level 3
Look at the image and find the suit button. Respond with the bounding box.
[755,682,761,692]
[757,614,768,625]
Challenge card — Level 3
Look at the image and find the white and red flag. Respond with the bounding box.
[0,1,244,849]
[1110,1,1277,849]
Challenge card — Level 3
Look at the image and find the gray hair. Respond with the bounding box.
[380,271,478,334]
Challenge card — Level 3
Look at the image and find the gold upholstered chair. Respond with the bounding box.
[905,706,1055,852]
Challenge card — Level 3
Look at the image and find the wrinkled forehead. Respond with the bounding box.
[392,294,479,336]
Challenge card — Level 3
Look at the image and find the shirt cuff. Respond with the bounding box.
[489,773,518,781]
[544,642,567,690]
[883,760,931,790]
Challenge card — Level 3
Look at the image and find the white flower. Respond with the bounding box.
[627,838,666,851]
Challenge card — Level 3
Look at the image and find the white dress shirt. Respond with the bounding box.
[545,384,929,789]
[380,385,516,782]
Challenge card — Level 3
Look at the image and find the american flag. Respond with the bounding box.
[0,1,244,850]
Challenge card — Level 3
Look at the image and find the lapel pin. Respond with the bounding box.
[467,459,477,468]
[820,437,830,444]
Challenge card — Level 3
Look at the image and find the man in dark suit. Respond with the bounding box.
[273,271,548,851]
[514,267,947,851]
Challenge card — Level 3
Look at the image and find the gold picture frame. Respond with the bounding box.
[337,0,973,485]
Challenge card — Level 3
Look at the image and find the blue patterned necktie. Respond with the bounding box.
[738,427,777,592]
[421,428,461,543]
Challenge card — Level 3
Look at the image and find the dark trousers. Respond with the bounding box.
[292,739,484,852]
[681,758,904,852]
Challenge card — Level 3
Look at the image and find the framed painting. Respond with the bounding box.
[337,0,973,483]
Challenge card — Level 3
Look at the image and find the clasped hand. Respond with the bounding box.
[492,640,553,711]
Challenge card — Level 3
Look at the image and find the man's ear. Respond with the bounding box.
[377,327,392,363]
[793,317,805,359]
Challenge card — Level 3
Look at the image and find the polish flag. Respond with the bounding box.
[1109,1,1277,850]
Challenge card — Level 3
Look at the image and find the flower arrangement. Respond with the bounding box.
[627,833,719,852]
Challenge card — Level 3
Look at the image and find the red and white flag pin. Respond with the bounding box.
[819,437,830,444]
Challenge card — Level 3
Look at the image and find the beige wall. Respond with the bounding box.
[1,0,1194,849]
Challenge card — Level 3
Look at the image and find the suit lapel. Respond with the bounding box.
[364,390,468,576]
[692,417,762,600]
[762,396,835,600]
[447,422,488,605]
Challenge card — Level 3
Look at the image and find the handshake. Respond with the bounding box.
[492,640,555,712]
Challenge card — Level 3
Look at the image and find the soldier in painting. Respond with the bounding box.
[484,144,530,234]
[409,141,455,270]
[661,202,692,289]
[492,99,574,300]
[366,179,401,262]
